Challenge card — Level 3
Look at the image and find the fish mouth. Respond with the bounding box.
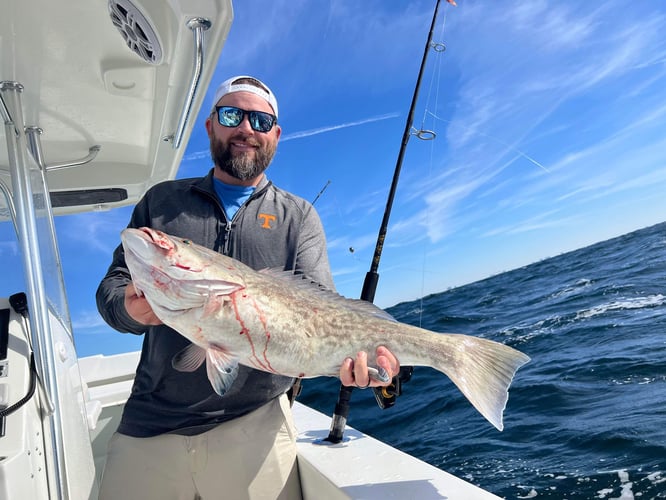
[121,227,170,262]
[122,227,203,272]
[137,227,175,250]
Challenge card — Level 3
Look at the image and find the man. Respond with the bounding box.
[96,75,400,499]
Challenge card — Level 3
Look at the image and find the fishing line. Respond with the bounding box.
[418,7,448,134]
[427,110,551,173]
[331,190,364,264]
[413,9,448,328]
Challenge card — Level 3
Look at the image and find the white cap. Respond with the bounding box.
[211,75,278,118]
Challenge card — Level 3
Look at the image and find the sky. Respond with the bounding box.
[3,0,666,357]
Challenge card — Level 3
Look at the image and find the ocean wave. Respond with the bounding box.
[611,374,666,385]
[550,278,594,299]
[575,294,666,320]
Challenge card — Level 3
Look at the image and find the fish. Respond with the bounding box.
[121,227,530,430]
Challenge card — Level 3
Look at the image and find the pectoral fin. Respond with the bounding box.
[172,343,240,396]
[172,344,207,372]
[206,348,240,396]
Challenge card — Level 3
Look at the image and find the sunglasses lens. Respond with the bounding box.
[217,107,244,127]
[249,111,275,132]
[216,106,276,132]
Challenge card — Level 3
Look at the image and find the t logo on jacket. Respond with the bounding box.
[258,213,276,229]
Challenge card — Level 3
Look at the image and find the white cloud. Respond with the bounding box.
[71,309,108,331]
[57,209,132,254]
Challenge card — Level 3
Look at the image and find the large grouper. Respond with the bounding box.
[121,227,530,431]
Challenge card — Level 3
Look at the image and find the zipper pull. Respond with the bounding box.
[222,221,234,255]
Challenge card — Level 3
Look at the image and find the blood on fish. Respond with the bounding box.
[229,292,271,372]
[250,298,275,373]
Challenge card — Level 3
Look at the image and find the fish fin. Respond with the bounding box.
[172,344,207,372]
[258,268,397,321]
[258,268,330,287]
[340,298,397,322]
[172,344,240,396]
[434,335,530,431]
[205,348,240,396]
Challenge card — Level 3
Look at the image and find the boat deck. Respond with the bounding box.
[81,351,499,499]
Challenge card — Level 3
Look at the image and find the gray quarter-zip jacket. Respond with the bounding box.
[96,169,334,437]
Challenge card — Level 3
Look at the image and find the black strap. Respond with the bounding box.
[0,293,38,431]
[0,308,9,361]
[0,354,37,419]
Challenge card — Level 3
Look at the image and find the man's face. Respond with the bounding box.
[206,91,281,183]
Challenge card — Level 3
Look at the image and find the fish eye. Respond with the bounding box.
[181,239,192,245]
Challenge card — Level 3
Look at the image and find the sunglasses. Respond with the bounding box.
[214,106,277,133]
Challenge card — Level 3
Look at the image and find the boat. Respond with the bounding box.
[1,0,499,497]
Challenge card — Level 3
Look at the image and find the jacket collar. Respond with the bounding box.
[194,168,271,198]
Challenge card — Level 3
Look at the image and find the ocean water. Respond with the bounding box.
[299,221,666,499]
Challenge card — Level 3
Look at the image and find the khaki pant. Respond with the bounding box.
[99,395,301,500]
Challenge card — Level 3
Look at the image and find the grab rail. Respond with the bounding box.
[171,17,212,149]
[25,126,101,171]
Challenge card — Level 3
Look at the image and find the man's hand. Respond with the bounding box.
[339,346,400,389]
[124,282,162,326]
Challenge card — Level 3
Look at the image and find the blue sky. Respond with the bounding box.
[4,0,666,357]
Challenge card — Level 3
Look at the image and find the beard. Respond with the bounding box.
[210,133,276,181]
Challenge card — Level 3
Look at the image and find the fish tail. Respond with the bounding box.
[429,334,530,431]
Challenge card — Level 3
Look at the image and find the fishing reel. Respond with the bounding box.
[372,365,413,410]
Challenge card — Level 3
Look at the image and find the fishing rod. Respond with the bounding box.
[324,0,445,444]
[311,180,331,205]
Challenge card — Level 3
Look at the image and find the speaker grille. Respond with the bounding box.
[108,0,162,64]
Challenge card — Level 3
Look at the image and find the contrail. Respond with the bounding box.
[183,150,210,162]
[281,112,399,141]
[182,112,400,162]
[428,111,551,173]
